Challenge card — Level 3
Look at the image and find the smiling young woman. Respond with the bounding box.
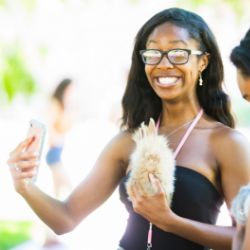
[7,8,250,250]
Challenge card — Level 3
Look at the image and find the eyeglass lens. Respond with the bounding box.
[142,49,189,65]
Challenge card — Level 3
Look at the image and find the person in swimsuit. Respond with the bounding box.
[230,28,250,250]
[46,78,75,198]
[7,8,250,250]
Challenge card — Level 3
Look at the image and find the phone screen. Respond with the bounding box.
[26,119,46,160]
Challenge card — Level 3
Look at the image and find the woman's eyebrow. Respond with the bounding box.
[169,40,188,45]
[146,39,188,46]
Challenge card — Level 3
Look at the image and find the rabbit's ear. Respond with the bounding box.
[132,129,140,142]
[141,122,148,136]
[132,122,144,142]
[148,118,157,135]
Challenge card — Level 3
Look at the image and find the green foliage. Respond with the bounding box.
[0,47,37,104]
[224,0,245,17]
[0,0,37,10]
[128,0,141,4]
[0,220,33,250]
[176,0,245,17]
[0,0,5,6]
[176,0,211,8]
[20,0,37,11]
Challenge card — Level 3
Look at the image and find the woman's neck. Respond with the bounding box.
[160,102,202,127]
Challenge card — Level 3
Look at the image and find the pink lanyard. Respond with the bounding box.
[147,109,203,250]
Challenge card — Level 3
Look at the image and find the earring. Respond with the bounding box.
[199,73,203,86]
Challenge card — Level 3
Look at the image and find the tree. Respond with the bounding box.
[0,47,37,104]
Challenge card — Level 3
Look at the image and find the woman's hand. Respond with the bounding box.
[130,173,177,231]
[7,137,40,194]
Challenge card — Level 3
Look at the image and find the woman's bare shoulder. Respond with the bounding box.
[210,123,249,147]
[109,129,134,146]
[210,123,250,171]
[103,129,135,164]
[208,124,250,205]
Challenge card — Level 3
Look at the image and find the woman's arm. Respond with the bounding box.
[215,129,250,207]
[130,128,250,250]
[8,132,132,234]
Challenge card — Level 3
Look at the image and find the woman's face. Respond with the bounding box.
[237,69,250,102]
[144,22,208,102]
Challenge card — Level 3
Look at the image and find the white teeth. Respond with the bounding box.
[157,77,178,86]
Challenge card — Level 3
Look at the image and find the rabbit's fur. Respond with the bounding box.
[126,118,176,204]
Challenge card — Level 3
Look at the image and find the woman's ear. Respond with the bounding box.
[200,53,210,72]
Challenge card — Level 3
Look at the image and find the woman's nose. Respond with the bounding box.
[157,55,174,68]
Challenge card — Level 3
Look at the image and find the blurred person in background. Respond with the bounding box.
[7,8,250,250]
[230,27,250,250]
[46,78,76,198]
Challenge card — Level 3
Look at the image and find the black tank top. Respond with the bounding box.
[118,166,223,250]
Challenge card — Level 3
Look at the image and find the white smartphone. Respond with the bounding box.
[26,119,46,160]
[26,119,46,182]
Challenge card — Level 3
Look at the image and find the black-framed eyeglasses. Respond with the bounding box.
[139,49,205,65]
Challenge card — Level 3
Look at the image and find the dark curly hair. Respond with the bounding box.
[121,7,234,130]
[230,28,250,76]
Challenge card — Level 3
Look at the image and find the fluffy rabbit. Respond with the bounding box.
[126,118,176,204]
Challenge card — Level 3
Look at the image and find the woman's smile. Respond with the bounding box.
[155,76,181,88]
